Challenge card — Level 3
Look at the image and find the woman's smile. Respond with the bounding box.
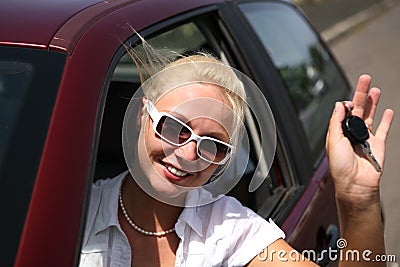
[161,161,190,183]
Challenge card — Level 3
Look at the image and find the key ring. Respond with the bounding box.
[365,123,373,132]
[341,101,352,114]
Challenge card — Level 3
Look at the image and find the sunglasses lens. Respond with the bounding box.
[156,115,191,145]
[153,112,231,164]
[198,139,231,163]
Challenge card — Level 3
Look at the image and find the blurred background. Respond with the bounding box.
[297,0,400,265]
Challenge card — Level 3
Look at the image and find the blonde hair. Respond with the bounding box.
[126,38,247,150]
[146,54,246,143]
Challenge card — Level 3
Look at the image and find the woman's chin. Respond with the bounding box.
[144,172,191,204]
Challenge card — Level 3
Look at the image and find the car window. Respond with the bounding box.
[239,1,350,163]
[112,22,208,83]
[0,61,33,167]
[0,46,65,267]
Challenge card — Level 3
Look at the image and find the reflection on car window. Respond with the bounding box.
[0,62,33,168]
[240,2,350,161]
[112,22,207,83]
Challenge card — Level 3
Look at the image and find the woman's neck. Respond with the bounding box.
[120,173,183,233]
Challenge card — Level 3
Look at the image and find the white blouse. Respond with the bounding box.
[79,171,285,267]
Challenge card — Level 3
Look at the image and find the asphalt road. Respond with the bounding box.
[300,0,389,32]
[328,3,400,265]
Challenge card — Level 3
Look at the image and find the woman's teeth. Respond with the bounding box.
[167,165,188,177]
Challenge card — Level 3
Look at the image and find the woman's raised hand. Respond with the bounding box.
[326,74,394,207]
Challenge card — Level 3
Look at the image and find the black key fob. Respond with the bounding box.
[342,115,369,144]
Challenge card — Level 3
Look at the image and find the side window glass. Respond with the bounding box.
[112,22,207,83]
[239,2,350,162]
[0,62,33,167]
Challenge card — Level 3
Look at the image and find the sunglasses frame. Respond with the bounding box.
[146,99,233,165]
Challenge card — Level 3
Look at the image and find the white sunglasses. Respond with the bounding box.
[146,99,233,165]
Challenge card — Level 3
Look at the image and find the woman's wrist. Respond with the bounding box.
[336,198,385,267]
[335,189,381,213]
[336,192,383,236]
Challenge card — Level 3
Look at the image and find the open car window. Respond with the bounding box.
[94,12,298,222]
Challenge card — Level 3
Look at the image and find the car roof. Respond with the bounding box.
[0,0,103,49]
[0,0,224,51]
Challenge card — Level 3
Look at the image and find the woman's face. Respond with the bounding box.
[136,83,234,196]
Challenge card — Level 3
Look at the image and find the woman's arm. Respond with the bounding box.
[247,75,394,267]
[325,74,393,266]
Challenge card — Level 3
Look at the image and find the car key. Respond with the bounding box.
[360,141,382,172]
[342,114,382,172]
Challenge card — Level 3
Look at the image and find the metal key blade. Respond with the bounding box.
[360,141,382,172]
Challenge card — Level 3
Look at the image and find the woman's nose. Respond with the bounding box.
[178,141,198,161]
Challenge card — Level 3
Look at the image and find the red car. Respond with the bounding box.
[0,0,351,266]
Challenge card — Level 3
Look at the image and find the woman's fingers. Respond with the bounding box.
[363,87,381,130]
[375,109,394,144]
[352,74,372,118]
[351,75,383,132]
[326,101,354,148]
[327,102,347,145]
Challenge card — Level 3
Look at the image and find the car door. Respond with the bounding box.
[89,0,342,259]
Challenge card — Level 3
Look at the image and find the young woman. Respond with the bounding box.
[80,54,394,266]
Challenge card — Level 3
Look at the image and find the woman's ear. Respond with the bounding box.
[136,97,146,130]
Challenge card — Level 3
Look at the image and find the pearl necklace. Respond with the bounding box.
[119,178,175,237]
